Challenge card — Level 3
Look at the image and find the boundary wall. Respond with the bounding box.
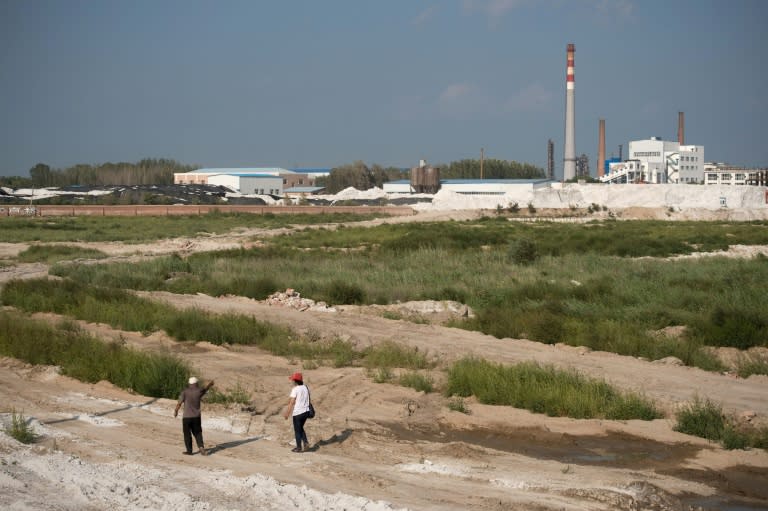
[0,205,415,218]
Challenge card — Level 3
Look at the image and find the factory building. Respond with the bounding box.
[599,137,704,184]
[174,167,319,195]
[704,164,768,185]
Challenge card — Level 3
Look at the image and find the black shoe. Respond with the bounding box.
[291,447,302,453]
[182,451,193,455]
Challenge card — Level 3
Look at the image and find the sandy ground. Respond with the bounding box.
[2,206,768,511]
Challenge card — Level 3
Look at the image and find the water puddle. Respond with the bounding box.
[379,422,700,470]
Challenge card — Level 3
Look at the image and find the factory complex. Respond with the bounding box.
[171,44,765,199]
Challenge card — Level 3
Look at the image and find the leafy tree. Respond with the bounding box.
[29,163,54,187]
[438,159,545,179]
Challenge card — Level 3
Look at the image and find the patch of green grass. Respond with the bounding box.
[17,244,108,264]
[0,211,386,243]
[735,357,768,378]
[362,341,433,370]
[0,310,190,399]
[370,367,394,383]
[673,397,767,450]
[4,409,38,444]
[445,357,662,420]
[0,278,362,364]
[205,382,251,405]
[398,371,434,393]
[447,397,470,414]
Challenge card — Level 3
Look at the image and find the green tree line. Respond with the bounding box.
[438,159,545,180]
[318,159,545,194]
[1,158,196,188]
[2,157,545,191]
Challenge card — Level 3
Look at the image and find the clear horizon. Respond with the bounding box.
[2,0,766,178]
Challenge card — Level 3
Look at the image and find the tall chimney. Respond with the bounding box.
[563,44,576,181]
[597,119,605,178]
[678,111,685,145]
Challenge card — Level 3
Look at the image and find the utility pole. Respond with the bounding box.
[480,147,484,179]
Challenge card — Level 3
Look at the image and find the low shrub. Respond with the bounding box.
[673,397,766,450]
[508,238,538,265]
[326,280,366,305]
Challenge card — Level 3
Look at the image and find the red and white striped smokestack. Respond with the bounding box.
[678,111,685,145]
[597,119,605,178]
[563,43,576,181]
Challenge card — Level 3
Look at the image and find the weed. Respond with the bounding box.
[362,341,432,370]
[736,357,768,378]
[205,382,251,405]
[4,409,37,444]
[447,397,469,414]
[398,372,434,393]
[370,367,394,383]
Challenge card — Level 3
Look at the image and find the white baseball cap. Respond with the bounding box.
[188,376,198,385]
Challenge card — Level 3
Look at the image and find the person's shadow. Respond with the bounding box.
[206,436,264,455]
[304,429,353,452]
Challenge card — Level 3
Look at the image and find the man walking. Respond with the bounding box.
[174,376,214,456]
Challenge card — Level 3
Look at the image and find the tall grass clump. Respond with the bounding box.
[673,397,767,450]
[362,341,433,370]
[4,409,38,444]
[0,311,190,399]
[398,371,434,393]
[445,357,661,420]
[18,244,108,264]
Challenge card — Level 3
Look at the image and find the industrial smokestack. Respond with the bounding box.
[563,43,576,181]
[678,111,685,145]
[597,119,605,178]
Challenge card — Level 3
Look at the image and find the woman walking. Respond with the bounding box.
[283,371,311,452]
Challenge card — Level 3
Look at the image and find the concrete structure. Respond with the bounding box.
[597,119,605,178]
[600,137,704,184]
[678,111,685,145]
[284,186,326,198]
[563,43,576,181]
[207,173,283,195]
[383,178,551,195]
[704,164,768,185]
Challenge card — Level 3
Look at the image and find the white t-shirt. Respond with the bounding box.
[289,384,310,416]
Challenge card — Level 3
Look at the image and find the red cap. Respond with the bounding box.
[289,372,303,382]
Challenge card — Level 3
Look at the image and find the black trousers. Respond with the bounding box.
[182,416,204,453]
[292,411,310,449]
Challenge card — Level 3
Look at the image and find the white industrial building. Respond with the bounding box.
[600,137,704,184]
[174,167,319,195]
[206,173,283,195]
[703,163,767,185]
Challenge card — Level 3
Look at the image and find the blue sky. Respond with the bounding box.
[1,0,766,179]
